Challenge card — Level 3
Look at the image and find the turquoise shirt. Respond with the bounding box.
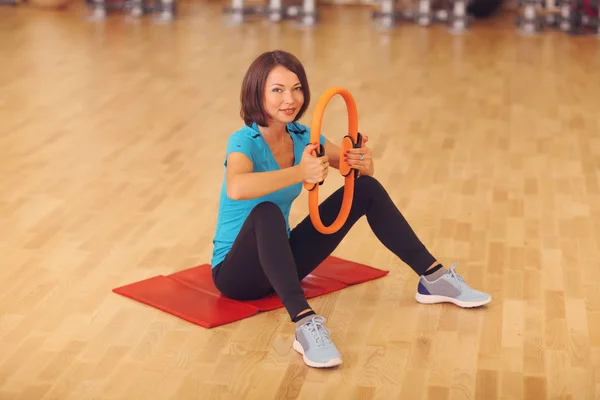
[211,121,326,268]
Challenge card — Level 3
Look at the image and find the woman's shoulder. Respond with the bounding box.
[286,121,325,146]
[226,124,263,150]
[224,124,263,163]
[286,121,310,136]
[229,124,261,140]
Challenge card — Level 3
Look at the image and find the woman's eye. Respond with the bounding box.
[272,87,302,93]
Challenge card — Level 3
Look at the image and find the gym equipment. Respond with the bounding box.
[303,87,363,235]
[223,0,318,26]
[0,0,24,6]
[85,0,175,21]
[113,256,389,328]
[564,0,600,35]
[467,0,504,18]
[516,0,599,35]
[372,0,472,32]
[515,0,547,34]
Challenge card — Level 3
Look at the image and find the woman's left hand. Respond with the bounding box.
[344,135,374,177]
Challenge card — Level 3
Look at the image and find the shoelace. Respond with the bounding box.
[446,263,466,288]
[303,316,332,348]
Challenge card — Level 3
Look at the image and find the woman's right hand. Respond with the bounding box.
[300,143,329,184]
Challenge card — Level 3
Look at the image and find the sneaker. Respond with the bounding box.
[415,264,491,308]
[293,315,342,368]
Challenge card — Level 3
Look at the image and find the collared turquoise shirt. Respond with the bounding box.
[211,121,326,268]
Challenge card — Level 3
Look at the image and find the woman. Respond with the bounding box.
[211,50,491,369]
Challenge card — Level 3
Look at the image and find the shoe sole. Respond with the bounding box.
[292,339,342,368]
[415,293,491,308]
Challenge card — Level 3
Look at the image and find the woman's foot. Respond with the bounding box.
[293,315,342,368]
[415,263,491,308]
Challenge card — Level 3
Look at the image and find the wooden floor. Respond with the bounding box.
[1,2,600,399]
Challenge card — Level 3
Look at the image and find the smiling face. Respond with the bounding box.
[263,65,305,126]
[240,50,310,127]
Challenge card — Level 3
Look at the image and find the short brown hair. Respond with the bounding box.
[240,50,310,127]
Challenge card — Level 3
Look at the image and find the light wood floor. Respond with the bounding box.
[1,2,600,399]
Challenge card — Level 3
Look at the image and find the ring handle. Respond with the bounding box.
[303,86,361,235]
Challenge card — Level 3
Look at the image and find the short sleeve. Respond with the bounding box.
[224,131,255,166]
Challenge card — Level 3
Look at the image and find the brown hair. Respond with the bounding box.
[240,50,310,127]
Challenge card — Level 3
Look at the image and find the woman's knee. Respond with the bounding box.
[355,175,386,195]
[252,201,282,216]
[250,201,286,226]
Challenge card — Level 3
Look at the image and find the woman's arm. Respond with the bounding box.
[225,153,303,200]
[323,134,375,177]
[226,143,328,200]
[323,138,342,170]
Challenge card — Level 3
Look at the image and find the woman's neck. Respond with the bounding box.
[258,121,288,143]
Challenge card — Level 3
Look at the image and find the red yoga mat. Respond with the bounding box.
[112,256,389,328]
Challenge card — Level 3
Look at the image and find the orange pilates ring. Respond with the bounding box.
[303,86,364,235]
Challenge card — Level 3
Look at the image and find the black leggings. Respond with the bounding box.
[212,176,437,320]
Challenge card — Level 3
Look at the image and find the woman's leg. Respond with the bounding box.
[212,201,343,368]
[290,176,491,308]
[212,201,311,320]
[290,175,437,277]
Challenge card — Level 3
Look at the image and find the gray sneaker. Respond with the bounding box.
[415,264,491,308]
[293,315,342,368]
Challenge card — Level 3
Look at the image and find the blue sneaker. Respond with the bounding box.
[415,264,491,308]
[293,315,342,368]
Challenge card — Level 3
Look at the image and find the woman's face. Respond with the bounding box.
[263,65,304,126]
